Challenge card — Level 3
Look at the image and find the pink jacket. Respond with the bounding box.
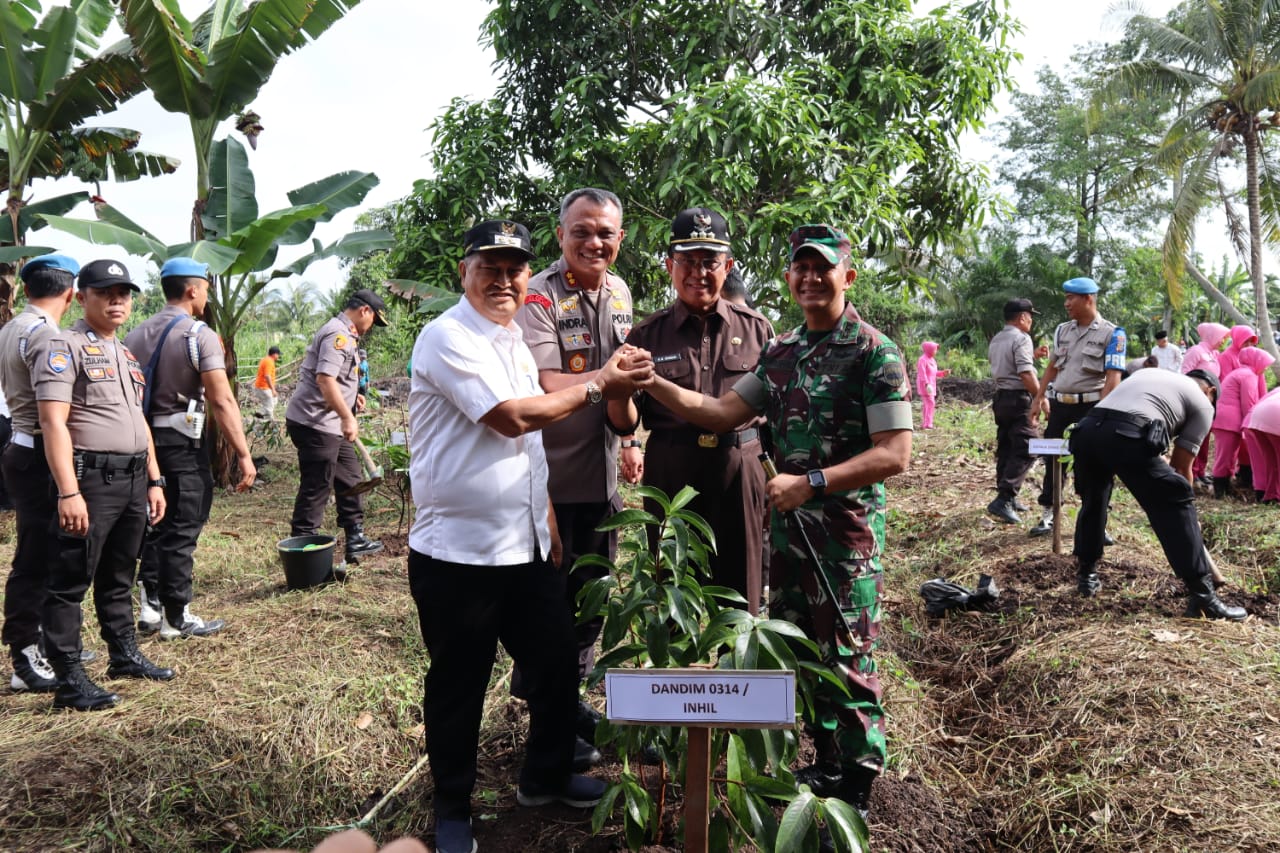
[1217,324,1259,378]
[1181,322,1230,377]
[915,341,947,397]
[1214,346,1275,432]
[1245,388,1280,435]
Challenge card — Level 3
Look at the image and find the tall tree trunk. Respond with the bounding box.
[1185,260,1249,324]
[1243,126,1280,379]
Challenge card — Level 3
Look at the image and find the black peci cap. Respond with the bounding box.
[1003,298,1039,318]
[463,219,535,259]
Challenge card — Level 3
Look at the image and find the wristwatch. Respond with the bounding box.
[148,477,167,489]
[806,469,827,497]
[620,439,642,448]
[585,381,603,405]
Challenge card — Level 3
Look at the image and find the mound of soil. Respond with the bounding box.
[937,376,996,405]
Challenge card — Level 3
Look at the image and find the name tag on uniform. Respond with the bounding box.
[655,353,683,364]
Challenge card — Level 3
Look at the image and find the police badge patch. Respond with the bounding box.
[568,353,587,373]
[47,351,70,373]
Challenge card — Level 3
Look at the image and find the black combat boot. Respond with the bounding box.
[1235,466,1253,496]
[51,655,120,711]
[345,526,384,562]
[1077,562,1101,597]
[106,634,176,681]
[1184,574,1246,621]
[1213,477,1231,499]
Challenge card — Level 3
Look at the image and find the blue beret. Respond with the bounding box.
[1063,277,1099,294]
[160,257,210,280]
[20,253,79,279]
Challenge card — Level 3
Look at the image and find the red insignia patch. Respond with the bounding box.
[568,353,587,373]
[525,293,553,310]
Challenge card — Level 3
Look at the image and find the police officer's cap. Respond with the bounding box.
[1063,277,1099,295]
[20,253,79,279]
[1186,368,1221,409]
[670,207,731,253]
[78,259,140,292]
[463,220,535,260]
[350,288,390,327]
[788,224,853,266]
[1003,298,1040,318]
[160,257,211,281]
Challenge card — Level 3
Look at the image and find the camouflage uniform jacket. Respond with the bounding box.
[733,302,913,573]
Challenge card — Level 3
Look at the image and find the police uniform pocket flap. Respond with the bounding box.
[656,357,693,382]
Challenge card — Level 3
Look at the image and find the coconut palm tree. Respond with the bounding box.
[1104,0,1280,358]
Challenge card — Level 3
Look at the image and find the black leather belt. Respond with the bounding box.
[995,389,1031,396]
[79,451,147,472]
[650,427,760,449]
[1083,408,1150,429]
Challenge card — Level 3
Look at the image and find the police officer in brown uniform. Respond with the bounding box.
[37,259,174,711]
[0,254,79,692]
[126,258,255,640]
[1028,277,1127,537]
[514,188,636,749]
[285,289,388,562]
[625,208,773,609]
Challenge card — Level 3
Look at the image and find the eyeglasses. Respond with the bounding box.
[672,256,726,273]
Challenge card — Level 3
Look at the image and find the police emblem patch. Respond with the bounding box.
[568,353,587,373]
[691,213,715,239]
[731,336,742,345]
[334,334,348,350]
[47,351,69,373]
[559,296,579,313]
[612,300,626,311]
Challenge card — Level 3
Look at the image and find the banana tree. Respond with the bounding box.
[0,0,178,321]
[46,136,394,482]
[118,0,363,243]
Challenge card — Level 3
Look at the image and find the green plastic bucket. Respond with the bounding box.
[277,535,337,590]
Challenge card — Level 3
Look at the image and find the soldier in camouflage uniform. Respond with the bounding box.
[636,224,912,817]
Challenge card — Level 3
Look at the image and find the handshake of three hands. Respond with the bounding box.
[597,344,657,398]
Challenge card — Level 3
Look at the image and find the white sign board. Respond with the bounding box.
[605,668,795,728]
[1029,438,1070,456]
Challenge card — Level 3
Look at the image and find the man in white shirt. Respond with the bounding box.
[1151,330,1183,372]
[406,219,652,853]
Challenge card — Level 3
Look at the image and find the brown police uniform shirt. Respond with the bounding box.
[0,304,59,435]
[33,319,148,453]
[988,324,1035,391]
[1050,316,1120,394]
[284,314,361,436]
[124,305,226,418]
[627,298,774,433]
[515,257,634,503]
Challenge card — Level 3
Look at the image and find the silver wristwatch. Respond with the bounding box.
[585,381,603,405]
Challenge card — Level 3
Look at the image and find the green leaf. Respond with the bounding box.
[40,213,166,260]
[819,797,869,853]
[204,136,258,238]
[163,240,243,275]
[644,618,670,668]
[221,203,327,274]
[0,246,56,263]
[282,170,380,241]
[280,228,395,277]
[119,0,215,119]
[30,5,77,99]
[634,484,673,515]
[0,1,37,102]
[597,507,661,531]
[775,791,819,853]
[18,191,89,237]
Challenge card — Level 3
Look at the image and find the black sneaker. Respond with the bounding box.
[345,529,384,562]
[516,773,607,808]
[573,736,602,771]
[1029,517,1053,538]
[10,644,57,693]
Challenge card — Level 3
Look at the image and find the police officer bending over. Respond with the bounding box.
[1068,367,1244,620]
[36,260,174,711]
[126,258,255,640]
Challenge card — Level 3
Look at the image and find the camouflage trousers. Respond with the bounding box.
[769,544,886,772]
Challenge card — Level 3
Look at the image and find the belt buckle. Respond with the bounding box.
[697,433,719,449]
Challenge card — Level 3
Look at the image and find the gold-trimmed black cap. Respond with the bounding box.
[463,219,535,259]
[669,207,731,253]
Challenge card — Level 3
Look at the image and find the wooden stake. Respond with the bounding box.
[684,727,712,853]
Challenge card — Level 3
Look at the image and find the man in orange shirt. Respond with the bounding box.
[254,346,281,420]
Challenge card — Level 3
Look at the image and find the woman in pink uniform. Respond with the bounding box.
[1212,346,1274,497]
[1244,389,1280,502]
[915,341,948,429]
[1181,322,1230,483]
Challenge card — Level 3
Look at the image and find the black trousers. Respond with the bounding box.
[1036,400,1098,507]
[511,497,621,698]
[42,458,148,661]
[138,430,214,614]
[992,390,1038,501]
[409,549,578,821]
[643,436,767,610]
[1,441,54,652]
[1069,419,1211,585]
[286,420,362,536]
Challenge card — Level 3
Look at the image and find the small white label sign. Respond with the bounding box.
[1029,438,1070,456]
[605,669,795,728]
